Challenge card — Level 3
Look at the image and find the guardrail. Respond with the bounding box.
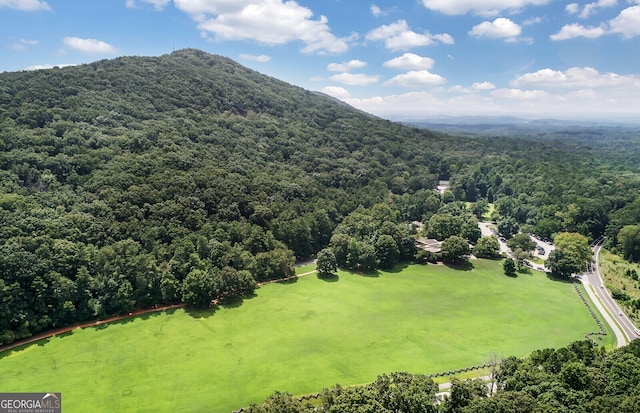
[573,282,607,343]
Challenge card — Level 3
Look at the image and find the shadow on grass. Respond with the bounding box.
[360,269,380,278]
[276,276,298,285]
[385,262,410,273]
[517,268,533,276]
[317,273,339,282]
[185,306,217,319]
[444,261,475,271]
[546,272,575,284]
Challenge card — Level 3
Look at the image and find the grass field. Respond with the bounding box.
[599,248,640,324]
[0,260,604,412]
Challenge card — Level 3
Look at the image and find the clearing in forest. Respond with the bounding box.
[0,260,606,413]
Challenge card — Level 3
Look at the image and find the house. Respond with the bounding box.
[415,238,443,253]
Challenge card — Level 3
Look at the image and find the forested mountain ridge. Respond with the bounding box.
[1,49,639,346]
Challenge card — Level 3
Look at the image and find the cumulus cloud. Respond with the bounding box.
[383,53,435,70]
[238,53,271,62]
[449,81,496,93]
[550,22,606,40]
[125,0,170,11]
[490,88,548,99]
[329,73,380,86]
[173,0,349,54]
[552,5,640,40]
[370,4,382,16]
[320,86,351,99]
[384,70,446,87]
[609,5,640,38]
[472,81,496,90]
[0,0,50,11]
[511,67,634,89]
[337,64,640,122]
[469,18,522,40]
[365,20,454,51]
[421,0,550,16]
[577,0,618,19]
[522,16,544,25]
[566,3,580,14]
[63,37,118,54]
[327,60,367,72]
[11,39,39,51]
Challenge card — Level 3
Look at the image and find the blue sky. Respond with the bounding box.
[2,0,640,122]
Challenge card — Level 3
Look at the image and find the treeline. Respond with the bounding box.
[1,49,640,346]
[245,340,640,412]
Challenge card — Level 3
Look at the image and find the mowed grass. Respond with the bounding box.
[0,260,600,412]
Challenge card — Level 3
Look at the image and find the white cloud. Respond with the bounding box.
[384,70,446,87]
[338,64,640,121]
[24,63,76,71]
[327,60,367,72]
[11,39,39,51]
[522,16,544,25]
[126,0,170,11]
[469,18,522,40]
[365,20,454,51]
[0,0,50,11]
[609,5,640,38]
[490,88,548,99]
[370,4,382,16]
[320,86,351,99]
[566,3,580,14]
[550,22,606,40]
[472,81,496,90]
[421,0,550,16]
[511,67,634,89]
[173,0,349,54]
[553,5,640,40]
[578,0,617,19]
[383,53,435,70]
[329,73,380,86]
[63,37,118,54]
[238,53,271,62]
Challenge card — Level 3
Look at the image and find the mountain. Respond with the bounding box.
[0,49,639,346]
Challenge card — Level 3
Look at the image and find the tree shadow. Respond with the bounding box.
[546,272,575,284]
[444,261,474,271]
[317,273,339,282]
[184,306,218,319]
[360,269,380,278]
[275,276,298,285]
[385,262,410,273]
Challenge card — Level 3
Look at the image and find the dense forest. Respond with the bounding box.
[246,340,640,412]
[1,49,640,347]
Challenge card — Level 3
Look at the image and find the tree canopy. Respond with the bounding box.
[1,49,640,348]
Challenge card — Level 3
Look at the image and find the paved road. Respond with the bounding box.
[583,244,639,346]
[478,222,509,255]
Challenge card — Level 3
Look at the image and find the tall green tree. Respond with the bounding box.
[316,248,337,278]
[617,225,640,262]
[441,236,471,263]
[474,236,501,258]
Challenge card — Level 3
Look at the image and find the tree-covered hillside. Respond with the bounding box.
[1,49,639,346]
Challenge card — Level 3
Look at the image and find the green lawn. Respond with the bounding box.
[0,260,602,412]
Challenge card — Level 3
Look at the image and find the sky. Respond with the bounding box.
[2,0,640,123]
